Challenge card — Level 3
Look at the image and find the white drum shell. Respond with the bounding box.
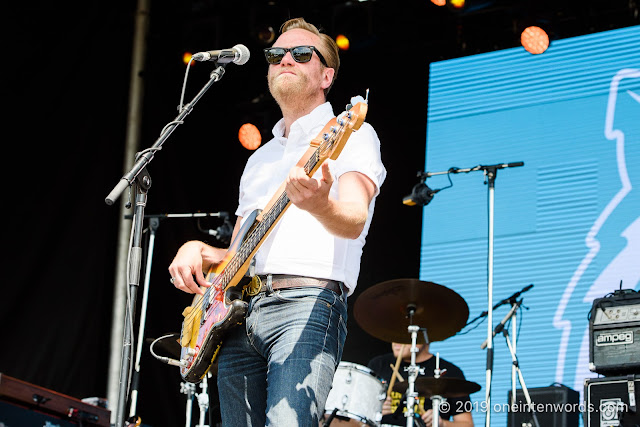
[324,362,385,426]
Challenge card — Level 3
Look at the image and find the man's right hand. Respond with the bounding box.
[168,240,226,295]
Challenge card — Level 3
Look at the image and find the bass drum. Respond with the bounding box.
[324,362,386,426]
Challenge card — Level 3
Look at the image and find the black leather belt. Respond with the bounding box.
[256,274,344,295]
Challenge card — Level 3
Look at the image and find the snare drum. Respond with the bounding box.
[324,362,386,426]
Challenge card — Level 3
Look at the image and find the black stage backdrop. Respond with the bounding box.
[2,1,634,426]
[0,1,426,425]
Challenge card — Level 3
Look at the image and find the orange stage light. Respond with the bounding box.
[521,26,550,54]
[182,52,195,65]
[238,123,262,150]
[336,34,350,51]
[431,0,446,6]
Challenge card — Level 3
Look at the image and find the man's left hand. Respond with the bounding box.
[286,162,333,214]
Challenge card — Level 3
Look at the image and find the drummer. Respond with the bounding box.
[367,342,474,427]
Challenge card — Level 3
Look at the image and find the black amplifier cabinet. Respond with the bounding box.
[507,385,580,427]
[584,375,640,427]
[589,290,640,375]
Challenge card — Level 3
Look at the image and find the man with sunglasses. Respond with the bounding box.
[169,17,385,426]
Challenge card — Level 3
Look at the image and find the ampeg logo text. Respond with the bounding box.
[596,331,634,346]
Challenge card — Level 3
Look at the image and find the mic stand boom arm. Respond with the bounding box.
[418,162,524,179]
[105,64,226,206]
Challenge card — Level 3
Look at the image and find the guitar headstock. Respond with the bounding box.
[311,93,369,164]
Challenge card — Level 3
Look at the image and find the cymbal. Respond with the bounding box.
[353,279,469,343]
[393,377,481,398]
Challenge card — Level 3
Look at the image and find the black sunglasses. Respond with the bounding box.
[263,45,328,67]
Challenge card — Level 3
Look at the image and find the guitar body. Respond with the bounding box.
[177,98,369,382]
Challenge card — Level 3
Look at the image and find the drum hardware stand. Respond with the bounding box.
[196,373,211,427]
[430,353,444,427]
[181,373,211,427]
[181,381,196,427]
[405,316,426,427]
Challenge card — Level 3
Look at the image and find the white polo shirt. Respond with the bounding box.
[235,102,386,294]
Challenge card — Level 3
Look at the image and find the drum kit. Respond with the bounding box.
[323,278,481,427]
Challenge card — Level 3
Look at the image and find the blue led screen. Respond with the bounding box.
[421,26,640,426]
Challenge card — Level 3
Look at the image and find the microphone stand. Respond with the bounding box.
[483,164,501,427]
[128,215,160,421]
[127,212,228,420]
[421,162,524,426]
[500,300,539,427]
[105,64,228,427]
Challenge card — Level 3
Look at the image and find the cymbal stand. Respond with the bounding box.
[405,320,425,427]
[195,373,211,427]
[431,353,443,427]
[180,370,211,427]
[180,381,196,427]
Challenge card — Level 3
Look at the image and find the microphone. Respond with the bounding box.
[480,299,523,349]
[191,44,250,65]
[493,284,533,311]
[403,183,440,206]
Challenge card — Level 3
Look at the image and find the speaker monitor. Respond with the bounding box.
[507,385,580,427]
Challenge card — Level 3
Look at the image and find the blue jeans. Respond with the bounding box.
[217,286,348,427]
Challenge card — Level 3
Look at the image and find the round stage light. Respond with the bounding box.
[182,52,195,65]
[336,34,350,51]
[521,26,550,54]
[238,123,262,150]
